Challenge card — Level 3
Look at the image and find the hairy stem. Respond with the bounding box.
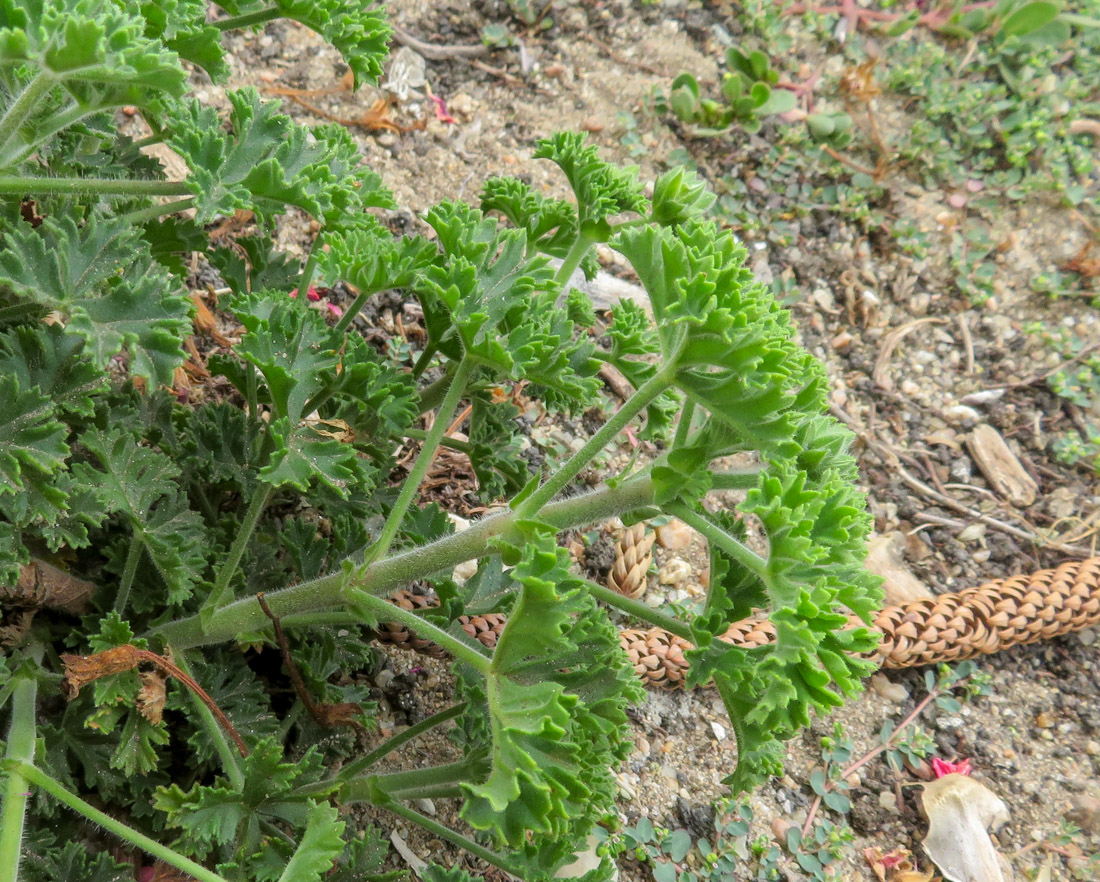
[214,6,281,30]
[0,71,55,166]
[518,366,672,515]
[357,758,476,801]
[334,285,380,333]
[117,197,197,226]
[403,428,474,454]
[672,399,696,450]
[205,484,274,614]
[375,799,524,878]
[346,588,491,673]
[172,652,245,790]
[0,176,191,197]
[367,358,474,562]
[708,465,766,491]
[295,234,323,302]
[14,764,230,882]
[155,475,657,648]
[583,580,695,641]
[0,669,37,882]
[416,362,458,414]
[554,233,595,287]
[334,704,466,783]
[409,343,437,379]
[113,534,145,617]
[665,503,769,579]
[4,101,110,166]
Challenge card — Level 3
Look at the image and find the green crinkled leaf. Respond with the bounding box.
[209,235,301,296]
[174,401,264,493]
[681,435,882,794]
[172,652,281,765]
[461,533,637,851]
[261,415,367,492]
[651,443,712,506]
[143,216,209,278]
[533,132,647,234]
[271,0,390,88]
[137,0,228,81]
[232,293,340,424]
[480,176,599,280]
[0,0,187,106]
[327,827,404,882]
[226,294,379,492]
[0,324,106,418]
[154,739,327,859]
[422,867,479,882]
[467,394,530,500]
[0,215,190,385]
[74,429,207,604]
[276,801,345,882]
[320,220,436,295]
[0,520,27,584]
[0,375,68,504]
[18,838,132,882]
[649,166,716,226]
[168,89,392,223]
[109,705,170,776]
[416,201,599,409]
[615,221,823,454]
[327,333,418,444]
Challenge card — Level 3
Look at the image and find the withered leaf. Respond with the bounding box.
[137,669,169,724]
[61,645,143,699]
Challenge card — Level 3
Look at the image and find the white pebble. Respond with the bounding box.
[656,519,693,550]
[658,559,692,585]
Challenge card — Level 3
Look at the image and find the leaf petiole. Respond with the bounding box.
[333,703,466,782]
[12,763,231,882]
[204,484,274,616]
[665,503,770,579]
[0,665,38,882]
[0,70,56,166]
[367,357,475,562]
[113,534,145,617]
[518,366,672,516]
[0,176,191,198]
[345,588,491,674]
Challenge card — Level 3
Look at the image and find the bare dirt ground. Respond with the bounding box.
[213,2,1100,879]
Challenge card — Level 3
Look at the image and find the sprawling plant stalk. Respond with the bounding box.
[0,667,37,882]
[155,474,658,649]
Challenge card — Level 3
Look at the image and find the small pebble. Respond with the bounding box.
[711,721,727,741]
[658,559,692,585]
[1085,741,1100,756]
[1066,795,1100,834]
[1078,628,1097,647]
[1035,712,1056,729]
[944,405,981,425]
[656,519,693,551]
[453,560,478,584]
[957,522,987,543]
[871,672,910,704]
[879,791,898,812]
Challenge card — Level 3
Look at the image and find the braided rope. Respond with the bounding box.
[378,557,1100,688]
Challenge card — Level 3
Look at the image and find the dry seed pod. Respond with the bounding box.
[607,523,655,599]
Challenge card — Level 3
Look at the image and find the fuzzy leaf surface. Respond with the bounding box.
[0,216,190,384]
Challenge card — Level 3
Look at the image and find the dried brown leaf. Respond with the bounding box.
[61,645,143,699]
[6,558,95,613]
[137,669,169,724]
